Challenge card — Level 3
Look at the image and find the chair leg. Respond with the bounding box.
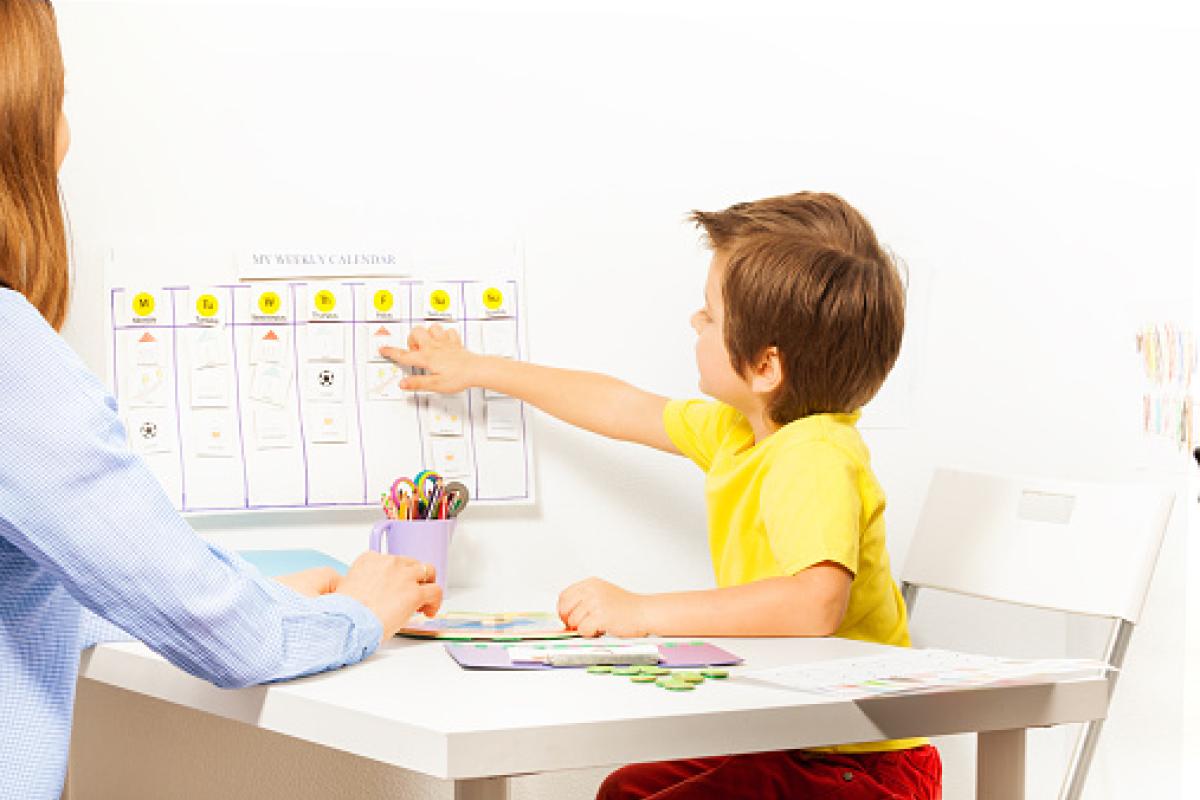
[1060,719,1107,800]
[900,583,919,617]
[1059,619,1133,800]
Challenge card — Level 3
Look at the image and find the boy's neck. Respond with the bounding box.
[734,400,779,444]
[749,415,780,444]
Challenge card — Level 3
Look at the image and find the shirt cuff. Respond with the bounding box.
[78,606,135,649]
[314,593,384,659]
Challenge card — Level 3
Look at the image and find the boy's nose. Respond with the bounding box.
[689,312,702,333]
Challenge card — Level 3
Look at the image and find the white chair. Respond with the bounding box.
[899,468,1175,800]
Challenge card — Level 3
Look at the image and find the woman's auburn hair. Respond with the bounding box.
[0,0,69,330]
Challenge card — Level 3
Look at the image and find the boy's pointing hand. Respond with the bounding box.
[557,577,651,638]
[381,324,478,394]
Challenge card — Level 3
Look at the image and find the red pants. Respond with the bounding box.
[597,746,942,800]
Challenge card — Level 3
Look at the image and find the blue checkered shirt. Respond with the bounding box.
[0,290,382,799]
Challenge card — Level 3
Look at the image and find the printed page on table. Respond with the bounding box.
[742,648,1113,700]
[396,611,575,640]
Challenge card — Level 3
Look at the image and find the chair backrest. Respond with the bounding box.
[901,468,1175,624]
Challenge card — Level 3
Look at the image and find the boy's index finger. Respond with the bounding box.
[380,346,424,367]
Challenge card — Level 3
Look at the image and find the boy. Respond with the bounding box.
[383,192,941,799]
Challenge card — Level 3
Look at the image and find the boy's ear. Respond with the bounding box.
[748,346,783,395]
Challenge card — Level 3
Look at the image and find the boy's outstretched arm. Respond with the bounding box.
[557,563,853,638]
[381,324,680,454]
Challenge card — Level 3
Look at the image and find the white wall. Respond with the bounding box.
[1185,177,1200,799]
[58,2,1198,798]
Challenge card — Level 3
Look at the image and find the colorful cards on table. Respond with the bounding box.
[445,640,743,670]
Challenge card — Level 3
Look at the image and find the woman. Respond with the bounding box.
[0,3,441,797]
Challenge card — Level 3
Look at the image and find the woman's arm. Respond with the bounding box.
[1,296,429,687]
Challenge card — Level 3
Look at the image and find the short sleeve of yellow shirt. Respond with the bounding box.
[662,399,744,472]
[759,441,862,577]
[663,398,923,754]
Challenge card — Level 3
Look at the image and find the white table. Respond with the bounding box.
[77,633,1108,800]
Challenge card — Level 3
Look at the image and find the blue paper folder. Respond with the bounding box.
[238,549,350,577]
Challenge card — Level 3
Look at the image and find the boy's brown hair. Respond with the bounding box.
[690,192,905,424]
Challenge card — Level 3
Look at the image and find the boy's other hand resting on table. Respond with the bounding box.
[381,324,478,394]
[334,552,444,642]
[558,577,651,638]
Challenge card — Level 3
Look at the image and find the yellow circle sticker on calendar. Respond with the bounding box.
[258,291,281,315]
[429,289,451,313]
[196,293,219,318]
[482,287,504,311]
[373,289,394,313]
[314,289,337,313]
[132,292,155,317]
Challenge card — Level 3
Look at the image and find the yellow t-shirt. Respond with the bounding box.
[663,399,924,753]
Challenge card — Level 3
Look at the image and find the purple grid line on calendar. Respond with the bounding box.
[409,283,427,475]
[227,286,250,509]
[460,280,481,501]
[511,279,530,497]
[168,288,188,510]
[348,284,369,505]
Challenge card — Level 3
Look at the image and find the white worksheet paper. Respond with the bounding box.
[743,648,1112,700]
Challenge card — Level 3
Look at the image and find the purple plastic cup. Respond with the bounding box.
[368,519,456,588]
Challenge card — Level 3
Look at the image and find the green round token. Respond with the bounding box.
[678,672,706,684]
[659,681,696,692]
[612,666,640,676]
[630,674,657,683]
[641,667,671,676]
[587,665,613,675]
[701,669,729,679]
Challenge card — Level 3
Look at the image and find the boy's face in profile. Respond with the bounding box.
[690,252,755,413]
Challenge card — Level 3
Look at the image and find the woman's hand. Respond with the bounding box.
[557,577,651,638]
[381,324,482,395]
[335,552,443,641]
[275,567,341,598]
